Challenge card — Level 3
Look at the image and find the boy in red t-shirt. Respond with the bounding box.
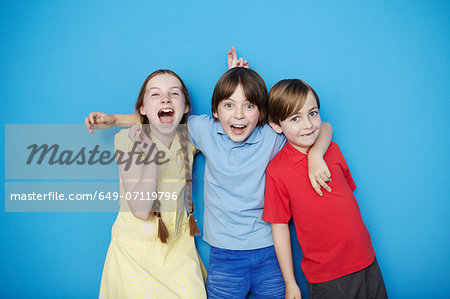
[263,79,387,299]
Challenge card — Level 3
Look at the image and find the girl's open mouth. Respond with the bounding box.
[158,108,174,124]
[231,124,247,135]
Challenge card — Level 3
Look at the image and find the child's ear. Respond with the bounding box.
[269,121,283,134]
[139,106,146,116]
[212,111,218,119]
[184,105,189,114]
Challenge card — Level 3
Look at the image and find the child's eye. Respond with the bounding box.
[291,116,299,122]
[171,92,180,96]
[151,93,160,97]
[310,111,318,117]
[246,104,255,109]
[225,103,233,108]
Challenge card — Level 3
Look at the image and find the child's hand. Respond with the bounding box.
[85,112,115,134]
[308,153,332,196]
[227,46,249,69]
[128,124,156,157]
[286,282,302,299]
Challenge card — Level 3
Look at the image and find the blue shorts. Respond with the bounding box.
[206,245,285,299]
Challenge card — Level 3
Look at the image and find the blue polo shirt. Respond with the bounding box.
[188,115,286,250]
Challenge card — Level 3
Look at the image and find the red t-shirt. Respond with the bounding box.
[263,141,375,283]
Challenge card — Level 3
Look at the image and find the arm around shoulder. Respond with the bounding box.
[85,112,139,134]
[310,122,332,157]
[307,122,333,196]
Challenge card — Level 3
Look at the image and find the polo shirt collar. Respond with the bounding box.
[285,141,308,164]
[151,132,181,154]
[216,122,262,145]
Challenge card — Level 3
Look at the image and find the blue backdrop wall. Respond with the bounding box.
[1,1,449,298]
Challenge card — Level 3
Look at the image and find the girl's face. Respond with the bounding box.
[140,74,189,136]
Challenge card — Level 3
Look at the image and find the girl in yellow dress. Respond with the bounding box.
[98,70,206,298]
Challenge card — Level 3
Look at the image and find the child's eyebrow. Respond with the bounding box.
[148,86,181,90]
[147,87,161,91]
[146,86,181,94]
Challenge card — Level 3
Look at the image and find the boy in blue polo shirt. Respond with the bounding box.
[85,49,333,298]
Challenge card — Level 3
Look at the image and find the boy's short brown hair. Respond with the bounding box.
[211,68,268,126]
[268,79,320,125]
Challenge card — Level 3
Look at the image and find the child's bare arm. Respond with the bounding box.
[272,223,302,299]
[308,122,333,196]
[116,125,158,219]
[85,112,139,134]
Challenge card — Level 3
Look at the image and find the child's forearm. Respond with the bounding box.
[309,122,332,157]
[307,122,333,195]
[113,113,140,126]
[271,223,298,287]
[118,154,158,219]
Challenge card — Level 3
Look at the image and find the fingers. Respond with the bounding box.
[320,176,332,192]
[89,112,98,125]
[231,46,237,61]
[227,50,233,69]
[227,46,249,69]
[84,116,94,134]
[320,172,331,183]
[311,175,331,196]
[86,112,102,134]
[310,178,323,196]
[317,175,331,193]
[128,124,137,141]
[129,124,152,153]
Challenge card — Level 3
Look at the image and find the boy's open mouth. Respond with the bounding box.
[231,124,247,135]
[158,108,174,124]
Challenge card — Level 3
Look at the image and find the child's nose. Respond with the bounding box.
[303,119,313,129]
[161,95,172,103]
[234,107,244,118]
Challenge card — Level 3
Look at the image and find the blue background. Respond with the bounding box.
[1,1,449,298]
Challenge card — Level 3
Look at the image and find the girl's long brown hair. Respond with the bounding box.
[135,69,199,242]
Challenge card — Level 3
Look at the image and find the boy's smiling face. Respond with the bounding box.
[270,91,321,153]
[213,84,260,142]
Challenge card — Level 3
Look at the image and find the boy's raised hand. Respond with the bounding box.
[85,112,115,134]
[227,46,249,69]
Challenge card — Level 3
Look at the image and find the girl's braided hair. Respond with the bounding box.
[135,69,199,243]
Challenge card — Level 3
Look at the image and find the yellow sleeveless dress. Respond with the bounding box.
[99,129,206,299]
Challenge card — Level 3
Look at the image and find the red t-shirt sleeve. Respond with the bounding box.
[334,144,357,191]
[263,170,292,223]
